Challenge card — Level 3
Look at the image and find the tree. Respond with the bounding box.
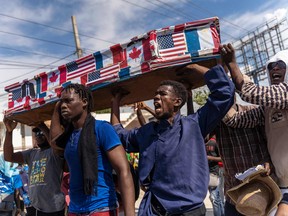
[193,89,209,107]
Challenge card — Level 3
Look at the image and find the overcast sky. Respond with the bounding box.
[0,0,287,111]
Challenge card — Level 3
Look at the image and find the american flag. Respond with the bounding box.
[150,55,191,70]
[7,89,24,112]
[87,64,119,86]
[157,32,187,58]
[12,89,22,101]
[66,54,96,80]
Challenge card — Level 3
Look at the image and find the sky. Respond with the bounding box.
[0,0,287,111]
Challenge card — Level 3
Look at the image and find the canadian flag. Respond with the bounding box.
[36,69,62,105]
[47,69,61,98]
[126,37,152,76]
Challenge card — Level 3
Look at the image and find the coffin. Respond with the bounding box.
[4,17,221,125]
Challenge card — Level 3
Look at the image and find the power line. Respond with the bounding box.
[0,46,75,61]
[0,30,98,53]
[183,0,249,33]
[120,0,179,20]
[146,0,238,41]
[153,0,199,20]
[0,30,75,48]
[0,59,58,68]
[0,13,116,45]
[0,53,75,86]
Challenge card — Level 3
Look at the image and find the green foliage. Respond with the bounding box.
[193,90,209,106]
[95,108,111,114]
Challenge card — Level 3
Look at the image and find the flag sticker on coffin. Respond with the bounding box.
[66,54,96,80]
[12,88,22,101]
[87,64,120,86]
[157,32,187,58]
[150,55,191,70]
[185,24,219,57]
[125,37,152,76]
[46,69,62,98]
[7,88,24,112]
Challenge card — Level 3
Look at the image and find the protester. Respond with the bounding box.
[182,74,270,215]
[111,63,235,215]
[205,134,224,216]
[3,118,66,216]
[227,166,281,216]
[220,43,288,215]
[216,101,272,215]
[18,164,30,214]
[61,172,70,215]
[134,102,157,126]
[50,83,135,216]
[0,153,23,216]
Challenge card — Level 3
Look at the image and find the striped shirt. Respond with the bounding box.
[224,81,288,127]
[240,82,288,109]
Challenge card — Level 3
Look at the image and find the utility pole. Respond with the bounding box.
[20,123,26,150]
[71,16,83,58]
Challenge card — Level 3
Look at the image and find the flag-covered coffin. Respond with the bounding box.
[5,17,221,124]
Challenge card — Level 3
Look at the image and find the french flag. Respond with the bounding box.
[184,21,220,57]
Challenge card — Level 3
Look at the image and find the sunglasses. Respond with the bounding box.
[267,60,286,71]
[34,131,44,137]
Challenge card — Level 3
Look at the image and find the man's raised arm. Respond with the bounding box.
[3,117,24,164]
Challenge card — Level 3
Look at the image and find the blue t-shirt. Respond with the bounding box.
[64,120,121,213]
[0,156,23,208]
[0,173,23,196]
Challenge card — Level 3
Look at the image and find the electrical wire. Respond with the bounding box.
[0,46,75,61]
[0,59,58,68]
[182,0,249,32]
[153,0,199,20]
[120,0,180,20]
[0,13,116,45]
[0,30,75,48]
[0,52,75,85]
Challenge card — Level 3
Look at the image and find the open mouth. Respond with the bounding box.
[271,73,282,80]
[154,102,161,112]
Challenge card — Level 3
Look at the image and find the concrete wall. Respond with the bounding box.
[0,113,33,153]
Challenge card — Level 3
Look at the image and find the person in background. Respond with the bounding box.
[111,63,234,215]
[205,134,225,216]
[50,83,135,216]
[216,100,272,216]
[0,153,23,216]
[61,172,70,215]
[134,102,157,126]
[3,118,66,216]
[220,43,288,215]
[18,164,30,215]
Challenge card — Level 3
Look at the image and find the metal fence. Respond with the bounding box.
[232,17,288,84]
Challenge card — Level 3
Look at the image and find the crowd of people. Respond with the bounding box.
[0,43,287,216]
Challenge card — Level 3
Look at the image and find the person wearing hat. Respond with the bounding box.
[220,43,288,215]
[227,168,282,216]
[3,118,65,216]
